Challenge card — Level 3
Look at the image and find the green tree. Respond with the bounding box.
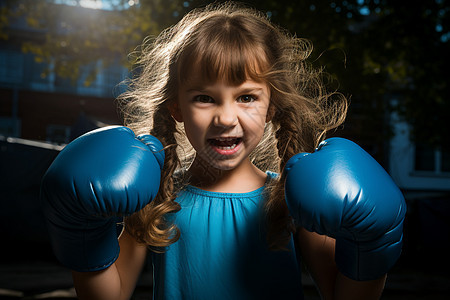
[243,0,450,155]
[0,0,189,85]
[2,0,449,156]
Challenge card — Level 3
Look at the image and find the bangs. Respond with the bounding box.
[176,16,269,86]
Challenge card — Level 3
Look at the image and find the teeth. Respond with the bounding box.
[209,137,241,151]
[216,144,237,150]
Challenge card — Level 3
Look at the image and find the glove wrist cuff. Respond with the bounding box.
[335,238,402,281]
[47,218,122,272]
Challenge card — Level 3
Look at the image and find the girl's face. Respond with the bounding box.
[173,74,271,172]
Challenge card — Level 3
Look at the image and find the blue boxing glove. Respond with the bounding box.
[284,137,406,281]
[41,126,164,272]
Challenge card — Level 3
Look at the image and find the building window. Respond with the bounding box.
[0,50,24,84]
[415,144,435,171]
[414,144,450,175]
[27,53,53,91]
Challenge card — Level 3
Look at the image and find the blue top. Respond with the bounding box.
[151,172,304,299]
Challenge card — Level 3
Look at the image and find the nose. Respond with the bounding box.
[214,103,238,128]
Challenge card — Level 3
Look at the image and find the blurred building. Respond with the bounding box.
[389,104,450,272]
[0,1,127,264]
[0,3,125,144]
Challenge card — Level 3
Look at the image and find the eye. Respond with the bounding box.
[237,94,257,103]
[193,95,214,103]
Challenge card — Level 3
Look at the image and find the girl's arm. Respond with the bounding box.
[295,226,386,300]
[72,230,148,300]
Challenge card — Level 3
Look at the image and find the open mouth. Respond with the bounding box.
[208,137,242,152]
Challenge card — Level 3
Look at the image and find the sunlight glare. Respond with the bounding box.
[79,0,103,9]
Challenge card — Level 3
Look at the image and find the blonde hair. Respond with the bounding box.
[118,2,347,250]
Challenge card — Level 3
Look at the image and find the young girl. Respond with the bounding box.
[42,2,404,299]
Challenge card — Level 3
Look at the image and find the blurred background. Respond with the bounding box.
[0,0,449,299]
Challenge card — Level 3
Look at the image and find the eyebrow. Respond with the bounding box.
[239,87,264,94]
[185,86,265,94]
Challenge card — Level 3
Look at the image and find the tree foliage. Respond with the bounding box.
[242,0,450,152]
[0,0,189,85]
[1,0,449,153]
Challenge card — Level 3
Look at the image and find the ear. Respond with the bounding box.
[167,101,183,122]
